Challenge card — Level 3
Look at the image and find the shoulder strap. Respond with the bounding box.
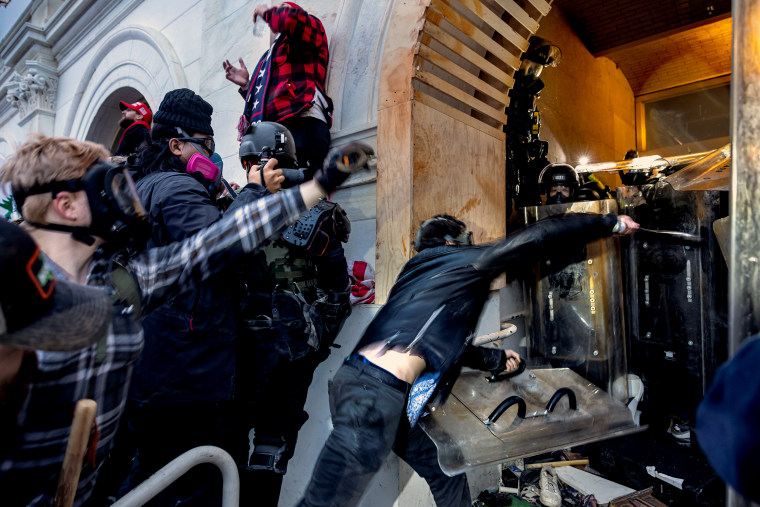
[110,260,142,320]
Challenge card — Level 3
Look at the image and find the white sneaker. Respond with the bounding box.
[539,465,562,507]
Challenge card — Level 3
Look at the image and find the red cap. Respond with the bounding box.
[119,101,152,124]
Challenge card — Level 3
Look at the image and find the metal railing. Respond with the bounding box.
[112,446,239,507]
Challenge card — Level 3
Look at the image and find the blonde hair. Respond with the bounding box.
[0,135,109,222]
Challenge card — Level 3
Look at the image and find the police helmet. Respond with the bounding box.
[239,121,298,169]
[538,163,579,203]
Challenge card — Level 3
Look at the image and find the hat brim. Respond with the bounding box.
[119,101,134,111]
[2,280,113,351]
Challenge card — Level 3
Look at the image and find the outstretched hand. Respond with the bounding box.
[222,58,250,88]
[615,215,640,236]
[504,349,521,372]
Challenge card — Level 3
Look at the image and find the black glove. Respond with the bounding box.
[314,142,375,193]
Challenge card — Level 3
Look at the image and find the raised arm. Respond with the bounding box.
[473,212,627,274]
[133,142,373,313]
[263,4,327,47]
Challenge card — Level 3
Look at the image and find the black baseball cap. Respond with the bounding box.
[0,220,113,351]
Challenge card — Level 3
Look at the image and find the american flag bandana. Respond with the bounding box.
[238,35,281,141]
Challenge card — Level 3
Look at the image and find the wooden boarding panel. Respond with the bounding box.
[489,0,540,33]
[446,0,530,53]
[422,24,514,89]
[414,90,506,140]
[378,1,429,109]
[418,43,511,105]
[411,101,506,243]
[415,69,508,123]
[525,0,552,17]
[428,1,521,71]
[376,102,415,303]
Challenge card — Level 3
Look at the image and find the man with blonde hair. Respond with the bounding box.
[0,134,372,505]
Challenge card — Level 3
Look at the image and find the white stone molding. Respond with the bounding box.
[4,60,58,122]
[65,25,188,139]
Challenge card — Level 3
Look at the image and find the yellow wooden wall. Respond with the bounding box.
[376,0,553,302]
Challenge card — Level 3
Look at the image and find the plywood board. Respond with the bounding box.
[428,1,521,71]
[414,90,506,140]
[376,102,415,303]
[418,39,512,102]
[411,101,506,244]
[525,0,551,17]
[423,22,514,86]
[489,0,540,32]
[378,0,430,109]
[415,69,508,123]
[446,0,530,53]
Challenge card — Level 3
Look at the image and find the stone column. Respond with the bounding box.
[4,59,58,135]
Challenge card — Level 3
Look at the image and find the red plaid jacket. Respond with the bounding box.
[241,5,333,127]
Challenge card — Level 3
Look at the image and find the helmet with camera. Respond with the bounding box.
[538,163,579,204]
[239,121,298,169]
[239,121,309,187]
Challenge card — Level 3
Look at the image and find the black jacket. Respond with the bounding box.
[354,212,618,404]
[128,171,240,406]
[114,122,151,156]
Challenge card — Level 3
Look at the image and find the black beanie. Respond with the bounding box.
[153,88,214,136]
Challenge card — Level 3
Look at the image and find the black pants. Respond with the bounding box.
[281,116,331,177]
[298,361,471,507]
[230,330,323,506]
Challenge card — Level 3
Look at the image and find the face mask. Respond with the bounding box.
[186,152,223,195]
[546,191,573,205]
[13,161,150,248]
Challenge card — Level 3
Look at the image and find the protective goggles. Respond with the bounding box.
[174,128,215,155]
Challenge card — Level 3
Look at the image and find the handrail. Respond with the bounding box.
[112,446,239,507]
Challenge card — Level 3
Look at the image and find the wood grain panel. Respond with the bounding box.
[376,102,415,303]
[421,25,514,89]
[377,1,428,109]
[525,0,551,17]
[414,90,506,140]
[489,0,540,32]
[415,69,508,123]
[445,0,530,53]
[428,1,521,71]
[411,101,506,244]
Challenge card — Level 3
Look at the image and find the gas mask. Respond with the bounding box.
[546,185,573,205]
[187,152,224,196]
[13,160,150,249]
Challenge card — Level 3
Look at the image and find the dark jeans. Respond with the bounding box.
[298,361,471,507]
[280,116,331,177]
[118,402,228,506]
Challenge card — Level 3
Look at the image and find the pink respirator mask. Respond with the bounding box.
[187,152,223,194]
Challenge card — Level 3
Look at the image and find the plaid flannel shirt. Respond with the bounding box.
[241,4,333,127]
[0,189,306,506]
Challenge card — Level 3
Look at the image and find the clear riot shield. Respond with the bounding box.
[419,199,641,475]
[524,199,628,395]
[618,184,726,429]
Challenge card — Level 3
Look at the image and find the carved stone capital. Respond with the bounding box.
[4,61,58,120]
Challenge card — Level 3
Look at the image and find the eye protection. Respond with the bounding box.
[175,137,215,156]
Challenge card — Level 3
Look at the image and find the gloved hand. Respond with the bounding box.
[314,142,375,193]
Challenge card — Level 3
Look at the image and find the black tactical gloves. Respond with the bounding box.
[314,142,375,193]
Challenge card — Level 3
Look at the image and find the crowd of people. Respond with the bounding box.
[0,3,652,507]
